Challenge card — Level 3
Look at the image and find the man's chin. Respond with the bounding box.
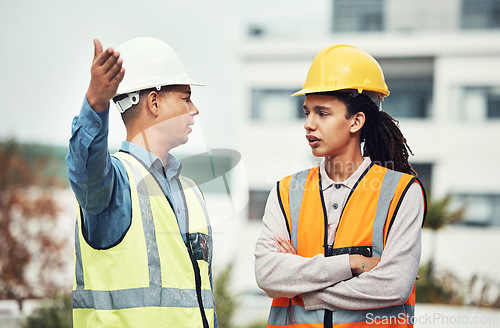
[180,135,190,145]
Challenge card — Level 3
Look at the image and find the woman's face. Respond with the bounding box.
[303,94,361,159]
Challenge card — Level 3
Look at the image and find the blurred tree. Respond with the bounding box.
[23,294,72,328]
[240,321,267,328]
[214,261,238,328]
[424,194,465,231]
[423,194,466,273]
[0,140,66,311]
[416,194,466,304]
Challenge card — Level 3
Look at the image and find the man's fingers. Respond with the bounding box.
[100,50,120,75]
[93,39,103,61]
[107,57,124,81]
[112,67,126,85]
[93,47,115,68]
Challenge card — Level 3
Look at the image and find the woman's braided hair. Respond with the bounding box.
[327,91,417,176]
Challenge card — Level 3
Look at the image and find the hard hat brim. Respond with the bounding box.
[116,79,205,97]
[291,86,390,97]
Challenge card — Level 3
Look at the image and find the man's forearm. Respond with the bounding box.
[67,98,114,214]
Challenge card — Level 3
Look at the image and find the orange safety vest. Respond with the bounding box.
[267,163,426,328]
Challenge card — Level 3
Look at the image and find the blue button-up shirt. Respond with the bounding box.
[66,98,188,249]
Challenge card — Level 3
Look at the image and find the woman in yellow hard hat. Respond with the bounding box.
[255,45,427,327]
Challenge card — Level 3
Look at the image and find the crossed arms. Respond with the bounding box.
[254,183,424,311]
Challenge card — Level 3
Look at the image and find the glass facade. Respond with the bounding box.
[452,194,500,226]
[333,0,385,32]
[462,0,500,29]
[248,189,271,220]
[457,86,500,120]
[251,89,305,121]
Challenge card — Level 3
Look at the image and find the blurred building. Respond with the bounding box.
[229,0,500,324]
[238,0,500,227]
[3,1,500,327]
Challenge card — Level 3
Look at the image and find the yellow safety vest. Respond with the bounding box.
[268,163,426,328]
[73,152,215,328]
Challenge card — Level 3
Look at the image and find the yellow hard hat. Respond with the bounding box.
[292,44,390,98]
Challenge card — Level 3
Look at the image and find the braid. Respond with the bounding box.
[364,110,416,176]
[331,92,416,176]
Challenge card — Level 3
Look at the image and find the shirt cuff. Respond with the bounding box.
[78,97,109,138]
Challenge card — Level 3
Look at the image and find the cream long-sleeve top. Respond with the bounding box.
[254,157,425,312]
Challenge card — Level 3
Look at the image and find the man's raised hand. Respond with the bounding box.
[86,39,125,112]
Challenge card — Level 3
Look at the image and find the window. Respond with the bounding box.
[248,189,271,220]
[379,57,434,119]
[462,0,500,29]
[458,86,500,120]
[411,163,433,194]
[489,89,500,118]
[382,77,433,118]
[451,194,500,227]
[333,0,385,33]
[251,89,305,122]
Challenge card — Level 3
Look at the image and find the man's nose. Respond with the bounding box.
[189,102,199,116]
[304,115,315,131]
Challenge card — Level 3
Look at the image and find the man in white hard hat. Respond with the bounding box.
[67,38,217,328]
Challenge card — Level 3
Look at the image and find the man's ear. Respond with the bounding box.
[350,112,365,134]
[147,91,159,117]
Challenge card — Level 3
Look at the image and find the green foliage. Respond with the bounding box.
[240,320,268,328]
[214,261,238,328]
[424,194,465,230]
[23,294,72,328]
[417,194,500,308]
[418,195,467,305]
[416,262,463,305]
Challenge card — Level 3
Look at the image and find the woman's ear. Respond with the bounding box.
[350,112,365,134]
[147,91,159,117]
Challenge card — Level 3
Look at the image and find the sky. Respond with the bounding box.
[0,0,244,150]
[0,0,330,151]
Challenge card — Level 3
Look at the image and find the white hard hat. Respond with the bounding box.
[114,37,203,113]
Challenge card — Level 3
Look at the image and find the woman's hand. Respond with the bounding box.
[274,236,391,279]
[273,236,297,255]
[349,255,381,276]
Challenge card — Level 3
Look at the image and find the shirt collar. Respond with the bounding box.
[319,157,372,191]
[164,153,182,180]
[120,141,182,179]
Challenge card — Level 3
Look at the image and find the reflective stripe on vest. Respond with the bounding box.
[73,152,214,328]
[268,303,415,326]
[269,164,426,328]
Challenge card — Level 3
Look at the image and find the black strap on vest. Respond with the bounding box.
[276,180,292,239]
[329,245,372,257]
[318,172,333,327]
